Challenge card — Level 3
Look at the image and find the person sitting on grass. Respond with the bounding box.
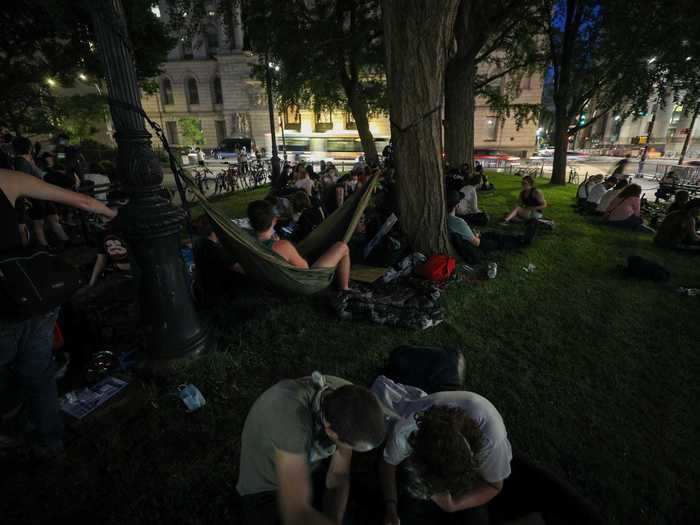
[654,198,700,251]
[447,190,536,264]
[247,200,354,291]
[603,183,650,231]
[502,175,546,225]
[584,175,616,213]
[191,216,244,305]
[237,373,386,525]
[667,190,689,214]
[289,191,325,243]
[376,376,512,525]
[455,175,489,226]
[576,175,599,207]
[596,178,628,214]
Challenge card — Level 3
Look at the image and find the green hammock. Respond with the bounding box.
[180,169,380,295]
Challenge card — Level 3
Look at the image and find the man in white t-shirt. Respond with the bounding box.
[585,176,617,213]
[374,376,512,525]
[456,175,489,226]
[576,175,602,207]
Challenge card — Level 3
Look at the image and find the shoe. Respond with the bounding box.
[499,220,511,226]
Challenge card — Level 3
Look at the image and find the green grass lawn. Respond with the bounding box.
[3,174,698,525]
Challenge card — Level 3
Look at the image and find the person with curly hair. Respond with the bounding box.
[375,376,512,525]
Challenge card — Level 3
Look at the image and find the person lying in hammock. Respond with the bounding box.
[247,200,354,291]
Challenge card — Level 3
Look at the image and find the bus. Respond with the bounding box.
[264,132,389,163]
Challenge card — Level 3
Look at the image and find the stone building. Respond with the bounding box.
[141,2,544,158]
[140,2,270,150]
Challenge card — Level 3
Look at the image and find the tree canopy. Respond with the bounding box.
[0,0,172,135]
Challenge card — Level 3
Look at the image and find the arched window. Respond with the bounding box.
[161,78,174,105]
[213,76,223,104]
[187,78,200,105]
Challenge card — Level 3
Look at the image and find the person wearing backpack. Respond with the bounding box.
[0,168,115,457]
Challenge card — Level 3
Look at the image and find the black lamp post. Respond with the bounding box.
[88,0,208,372]
[265,54,282,189]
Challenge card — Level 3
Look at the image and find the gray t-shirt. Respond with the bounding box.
[447,214,476,243]
[237,375,351,496]
[380,384,512,498]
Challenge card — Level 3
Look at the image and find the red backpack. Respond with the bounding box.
[416,255,456,282]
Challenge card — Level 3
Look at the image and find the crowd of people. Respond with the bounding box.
[574,167,700,250]
[2,125,694,525]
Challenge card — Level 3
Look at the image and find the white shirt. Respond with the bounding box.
[372,376,512,485]
[597,188,622,212]
[295,176,314,196]
[577,181,597,199]
[587,182,608,204]
[456,184,480,215]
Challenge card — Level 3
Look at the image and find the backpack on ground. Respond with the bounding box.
[384,345,466,394]
[622,255,670,282]
[415,254,456,282]
[0,250,84,315]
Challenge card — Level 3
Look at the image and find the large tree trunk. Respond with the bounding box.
[382,0,460,255]
[346,82,379,165]
[551,111,569,185]
[444,56,476,169]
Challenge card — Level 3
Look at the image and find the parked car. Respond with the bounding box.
[212,137,252,161]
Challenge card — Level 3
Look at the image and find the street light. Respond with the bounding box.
[265,56,282,189]
[78,73,87,81]
[46,77,56,86]
[87,0,209,372]
[648,57,657,64]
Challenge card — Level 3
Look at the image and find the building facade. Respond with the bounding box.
[140,2,272,150]
[579,93,699,158]
[141,2,544,158]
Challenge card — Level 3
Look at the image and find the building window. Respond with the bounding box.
[165,121,178,145]
[215,120,226,144]
[213,77,223,105]
[187,78,200,105]
[161,78,174,106]
[206,24,219,55]
[670,104,684,125]
[284,105,301,131]
[183,40,194,60]
[345,112,357,130]
[485,117,498,141]
[315,109,333,132]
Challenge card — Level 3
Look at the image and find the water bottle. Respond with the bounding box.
[487,262,498,279]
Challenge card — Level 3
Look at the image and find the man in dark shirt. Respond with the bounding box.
[192,216,243,305]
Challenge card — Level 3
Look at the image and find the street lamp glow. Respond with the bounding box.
[686,56,692,62]
[46,78,56,86]
[614,115,621,121]
[647,57,656,64]
[78,73,87,81]
[274,65,280,72]
[268,62,274,68]
[208,10,215,16]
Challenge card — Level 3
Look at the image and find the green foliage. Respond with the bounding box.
[178,117,204,146]
[0,0,172,134]
[52,94,109,142]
